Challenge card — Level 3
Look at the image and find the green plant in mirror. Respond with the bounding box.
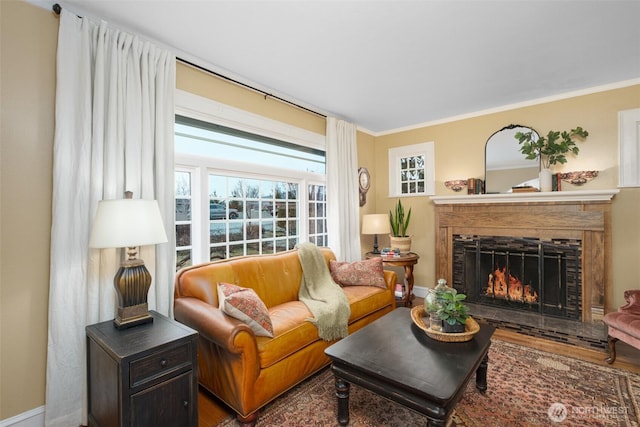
[436,288,469,326]
[515,127,589,169]
[389,199,411,237]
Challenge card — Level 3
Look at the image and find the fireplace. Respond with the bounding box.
[453,235,582,320]
[431,190,618,323]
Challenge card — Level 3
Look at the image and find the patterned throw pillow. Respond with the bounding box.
[217,282,274,337]
[329,257,387,289]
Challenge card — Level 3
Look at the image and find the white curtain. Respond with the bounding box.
[326,117,361,261]
[45,10,176,426]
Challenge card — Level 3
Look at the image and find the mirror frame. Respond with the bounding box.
[484,124,540,194]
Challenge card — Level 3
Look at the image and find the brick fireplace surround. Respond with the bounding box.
[431,190,619,349]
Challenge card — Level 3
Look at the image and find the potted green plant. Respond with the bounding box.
[388,199,412,252]
[436,288,469,333]
[515,127,589,191]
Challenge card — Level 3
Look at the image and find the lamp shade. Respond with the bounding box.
[362,214,391,235]
[89,198,168,249]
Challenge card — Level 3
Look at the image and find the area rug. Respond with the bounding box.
[218,340,640,426]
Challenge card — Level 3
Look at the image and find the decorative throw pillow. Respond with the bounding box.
[329,257,387,289]
[217,282,274,337]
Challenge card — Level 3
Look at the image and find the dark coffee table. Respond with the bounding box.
[324,307,495,426]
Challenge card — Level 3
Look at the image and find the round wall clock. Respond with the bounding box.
[358,167,370,206]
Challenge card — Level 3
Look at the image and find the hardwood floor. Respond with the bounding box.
[197,324,640,427]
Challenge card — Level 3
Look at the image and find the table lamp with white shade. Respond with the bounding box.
[361,213,391,254]
[89,191,168,329]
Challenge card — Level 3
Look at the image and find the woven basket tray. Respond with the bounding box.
[411,305,480,342]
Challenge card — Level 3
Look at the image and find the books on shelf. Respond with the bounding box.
[394,283,406,299]
[466,178,484,195]
[552,173,562,191]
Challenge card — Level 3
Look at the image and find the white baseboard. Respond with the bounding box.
[0,407,44,427]
[413,285,428,299]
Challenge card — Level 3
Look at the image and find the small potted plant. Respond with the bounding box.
[515,127,589,191]
[436,288,469,333]
[388,199,412,252]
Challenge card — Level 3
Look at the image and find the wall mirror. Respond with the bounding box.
[485,124,540,193]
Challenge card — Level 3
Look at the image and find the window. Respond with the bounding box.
[174,109,327,270]
[388,142,435,197]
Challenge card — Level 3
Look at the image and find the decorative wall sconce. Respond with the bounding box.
[559,171,598,186]
[445,180,468,192]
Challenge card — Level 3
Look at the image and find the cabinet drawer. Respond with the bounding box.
[130,342,192,388]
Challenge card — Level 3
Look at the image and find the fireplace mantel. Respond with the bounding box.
[431,189,618,322]
[430,189,619,205]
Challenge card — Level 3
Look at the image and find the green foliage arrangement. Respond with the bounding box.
[515,127,589,169]
[389,199,412,237]
[436,289,469,326]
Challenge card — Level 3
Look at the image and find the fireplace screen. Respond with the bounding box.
[453,235,582,320]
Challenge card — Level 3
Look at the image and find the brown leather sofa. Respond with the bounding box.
[174,247,397,426]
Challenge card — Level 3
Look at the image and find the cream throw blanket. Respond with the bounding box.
[297,243,351,341]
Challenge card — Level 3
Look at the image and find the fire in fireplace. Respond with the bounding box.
[486,266,538,303]
[453,235,582,320]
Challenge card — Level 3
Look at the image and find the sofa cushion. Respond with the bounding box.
[257,301,318,368]
[256,285,392,369]
[218,282,274,337]
[342,285,393,322]
[329,257,386,289]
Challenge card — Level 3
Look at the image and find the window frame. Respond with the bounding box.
[388,142,435,197]
[174,90,327,267]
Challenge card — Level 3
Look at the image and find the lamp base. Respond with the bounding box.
[113,258,153,330]
[114,303,154,329]
[372,233,380,254]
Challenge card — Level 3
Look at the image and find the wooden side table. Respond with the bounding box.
[366,252,419,307]
[86,311,198,427]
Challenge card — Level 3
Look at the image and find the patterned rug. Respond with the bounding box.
[218,340,640,426]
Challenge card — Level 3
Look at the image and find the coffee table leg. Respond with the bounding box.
[475,353,489,392]
[335,377,350,426]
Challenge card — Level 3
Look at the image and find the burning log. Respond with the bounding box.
[486,266,538,303]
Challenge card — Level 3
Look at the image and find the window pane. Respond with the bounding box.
[247,242,260,256]
[246,223,260,240]
[229,223,243,242]
[176,199,191,221]
[209,175,227,198]
[229,244,244,258]
[210,222,226,243]
[176,171,191,196]
[176,250,191,270]
[261,240,274,254]
[246,201,259,219]
[210,246,226,261]
[176,224,191,247]
[260,180,274,198]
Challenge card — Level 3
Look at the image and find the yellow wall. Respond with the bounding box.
[1,0,638,421]
[1,0,57,419]
[375,85,640,309]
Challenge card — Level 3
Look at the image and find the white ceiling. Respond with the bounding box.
[37,0,640,134]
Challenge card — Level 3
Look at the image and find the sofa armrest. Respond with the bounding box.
[620,289,640,315]
[383,271,398,307]
[383,270,398,290]
[174,297,259,357]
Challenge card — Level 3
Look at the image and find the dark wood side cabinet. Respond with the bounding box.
[86,311,198,427]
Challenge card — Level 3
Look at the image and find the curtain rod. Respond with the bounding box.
[52,3,327,119]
